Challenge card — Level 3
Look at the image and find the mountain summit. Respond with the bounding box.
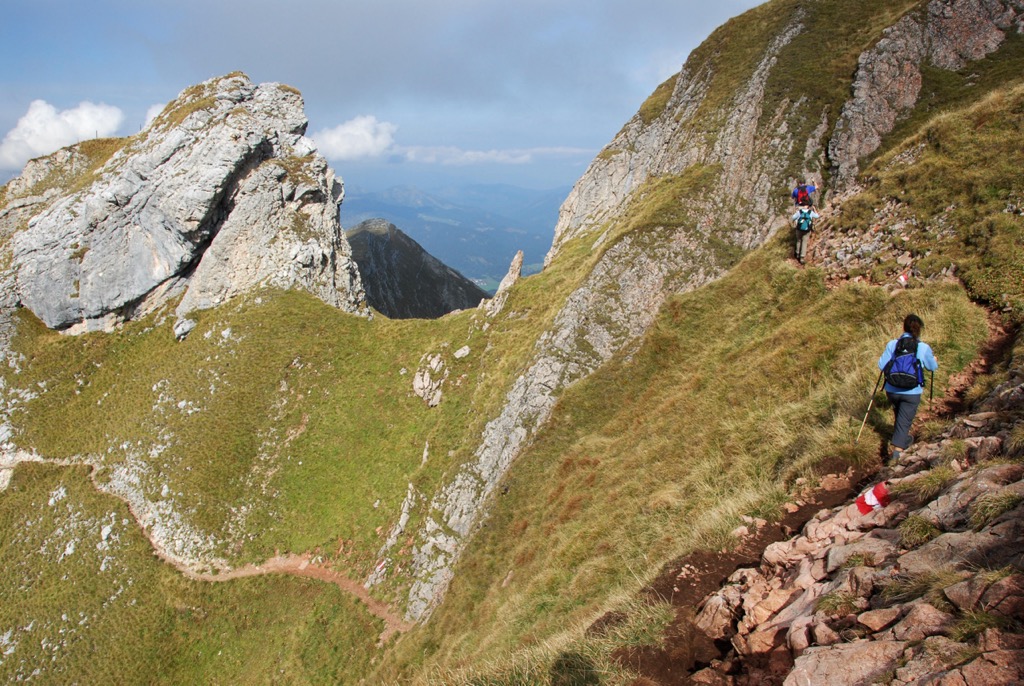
[1,72,365,336]
[346,218,488,318]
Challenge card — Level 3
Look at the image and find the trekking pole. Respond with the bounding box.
[856,371,884,444]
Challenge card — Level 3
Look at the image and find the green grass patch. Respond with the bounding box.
[638,74,679,126]
[969,491,1024,530]
[948,610,1012,643]
[816,591,859,617]
[892,465,958,503]
[0,462,383,685]
[881,567,965,606]
[899,514,942,548]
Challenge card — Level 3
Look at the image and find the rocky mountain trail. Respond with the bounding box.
[615,306,1023,685]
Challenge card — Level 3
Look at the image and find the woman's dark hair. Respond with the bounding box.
[903,313,924,338]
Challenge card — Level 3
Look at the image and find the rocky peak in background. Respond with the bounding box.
[345,218,488,319]
[0,72,364,335]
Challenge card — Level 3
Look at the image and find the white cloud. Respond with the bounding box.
[144,103,166,128]
[399,145,592,166]
[0,100,124,171]
[311,115,398,161]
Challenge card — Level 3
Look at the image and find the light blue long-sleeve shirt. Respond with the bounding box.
[877,333,938,395]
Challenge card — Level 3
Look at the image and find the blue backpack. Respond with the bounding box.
[795,209,814,232]
[884,337,925,389]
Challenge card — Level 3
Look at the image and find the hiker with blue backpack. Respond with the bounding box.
[876,314,939,463]
[791,205,819,263]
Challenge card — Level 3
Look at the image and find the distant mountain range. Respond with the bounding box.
[339,183,569,292]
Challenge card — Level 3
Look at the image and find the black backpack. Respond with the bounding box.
[884,337,925,389]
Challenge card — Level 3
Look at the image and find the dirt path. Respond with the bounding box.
[186,553,413,644]
[918,311,1016,422]
[1,432,414,644]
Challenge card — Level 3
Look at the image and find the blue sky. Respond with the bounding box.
[0,0,760,192]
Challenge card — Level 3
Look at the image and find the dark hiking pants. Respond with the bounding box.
[886,391,922,450]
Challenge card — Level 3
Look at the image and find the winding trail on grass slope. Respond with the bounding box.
[104,473,416,644]
[0,447,413,644]
[184,554,414,644]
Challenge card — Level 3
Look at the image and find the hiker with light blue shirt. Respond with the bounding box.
[877,314,939,463]
[791,206,819,263]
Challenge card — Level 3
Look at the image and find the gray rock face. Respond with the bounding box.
[346,218,487,319]
[829,0,1024,187]
[398,11,810,624]
[546,15,805,266]
[5,72,364,333]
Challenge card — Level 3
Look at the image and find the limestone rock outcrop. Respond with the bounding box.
[2,72,364,334]
[346,218,487,319]
[829,0,1024,187]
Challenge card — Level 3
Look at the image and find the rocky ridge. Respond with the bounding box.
[0,72,364,336]
[680,332,1024,685]
[385,0,1024,623]
[829,0,1024,187]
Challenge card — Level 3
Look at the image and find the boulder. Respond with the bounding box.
[783,640,906,686]
[857,606,902,632]
[825,536,899,573]
[890,602,954,641]
[980,573,1024,619]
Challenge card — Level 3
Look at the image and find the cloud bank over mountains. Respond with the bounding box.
[1,0,762,187]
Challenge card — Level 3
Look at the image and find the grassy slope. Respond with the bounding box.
[0,462,383,684]
[372,233,987,684]
[837,81,1024,321]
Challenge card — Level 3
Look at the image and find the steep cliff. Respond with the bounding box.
[0,72,365,336]
[345,219,487,319]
